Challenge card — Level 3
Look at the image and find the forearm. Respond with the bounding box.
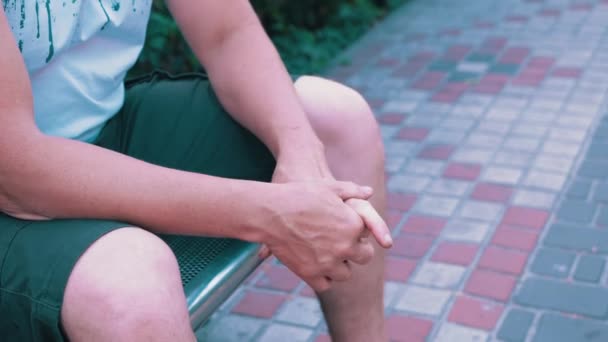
[168,1,322,159]
[0,133,274,241]
[203,27,320,157]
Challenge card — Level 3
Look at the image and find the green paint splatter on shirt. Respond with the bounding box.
[98,0,110,30]
[19,0,25,29]
[111,0,119,11]
[35,1,40,38]
[45,0,54,62]
[18,39,22,52]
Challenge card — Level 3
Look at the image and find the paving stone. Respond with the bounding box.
[388,174,432,193]
[492,224,539,251]
[390,234,434,259]
[534,155,574,174]
[542,140,581,157]
[426,179,471,197]
[513,189,555,209]
[579,160,608,179]
[442,219,491,243]
[531,248,576,278]
[493,150,535,167]
[397,127,430,141]
[593,183,608,202]
[432,241,479,266]
[419,144,455,160]
[275,297,322,327]
[459,200,504,221]
[457,61,489,73]
[404,159,445,176]
[441,118,477,131]
[383,100,420,112]
[497,309,534,342]
[385,314,434,342]
[548,127,587,142]
[381,125,400,139]
[385,256,417,283]
[255,265,301,292]
[427,129,468,144]
[232,291,286,318]
[482,166,523,185]
[434,323,489,342]
[385,156,407,173]
[395,285,452,316]
[479,246,528,275]
[198,315,265,342]
[598,207,608,226]
[574,255,605,283]
[512,123,549,138]
[444,162,482,181]
[566,179,591,199]
[477,121,512,135]
[413,195,460,217]
[545,223,608,252]
[557,199,597,223]
[515,277,608,318]
[533,313,608,342]
[384,281,405,307]
[486,108,521,122]
[385,140,419,157]
[258,324,313,342]
[465,269,517,302]
[453,147,495,164]
[448,295,504,330]
[465,132,504,147]
[524,170,567,191]
[411,261,467,288]
[471,183,513,203]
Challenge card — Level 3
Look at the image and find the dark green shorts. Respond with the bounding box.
[0,71,276,341]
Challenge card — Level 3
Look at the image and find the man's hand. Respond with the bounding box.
[261,179,390,292]
[258,153,392,292]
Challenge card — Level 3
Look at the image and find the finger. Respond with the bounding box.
[331,181,373,200]
[347,240,375,265]
[258,244,272,259]
[307,276,332,293]
[346,199,393,248]
[325,262,352,282]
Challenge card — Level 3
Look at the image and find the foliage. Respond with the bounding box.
[130,0,405,77]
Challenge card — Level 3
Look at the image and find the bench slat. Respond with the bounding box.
[163,235,263,329]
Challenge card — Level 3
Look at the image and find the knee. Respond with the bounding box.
[295,76,384,157]
[62,228,187,335]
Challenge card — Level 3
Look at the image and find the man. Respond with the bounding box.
[0,1,390,341]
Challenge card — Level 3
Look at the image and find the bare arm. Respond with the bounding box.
[0,9,289,242]
[166,0,326,166]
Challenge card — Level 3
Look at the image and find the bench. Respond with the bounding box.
[163,235,264,330]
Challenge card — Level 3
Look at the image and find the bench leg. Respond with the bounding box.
[295,76,387,342]
[62,228,196,342]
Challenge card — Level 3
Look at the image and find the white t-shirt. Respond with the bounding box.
[3,0,152,142]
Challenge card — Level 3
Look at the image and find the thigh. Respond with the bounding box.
[0,214,127,341]
[94,70,276,182]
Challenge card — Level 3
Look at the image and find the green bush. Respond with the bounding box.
[130,0,404,76]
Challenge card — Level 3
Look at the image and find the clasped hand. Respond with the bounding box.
[262,157,392,292]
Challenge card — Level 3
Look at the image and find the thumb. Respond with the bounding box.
[331,181,374,200]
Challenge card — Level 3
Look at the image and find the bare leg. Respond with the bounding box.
[61,227,196,342]
[295,76,387,342]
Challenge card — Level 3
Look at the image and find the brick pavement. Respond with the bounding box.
[198,0,608,340]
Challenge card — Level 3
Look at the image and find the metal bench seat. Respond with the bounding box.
[163,235,263,330]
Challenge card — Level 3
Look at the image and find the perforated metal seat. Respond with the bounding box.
[163,235,263,329]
